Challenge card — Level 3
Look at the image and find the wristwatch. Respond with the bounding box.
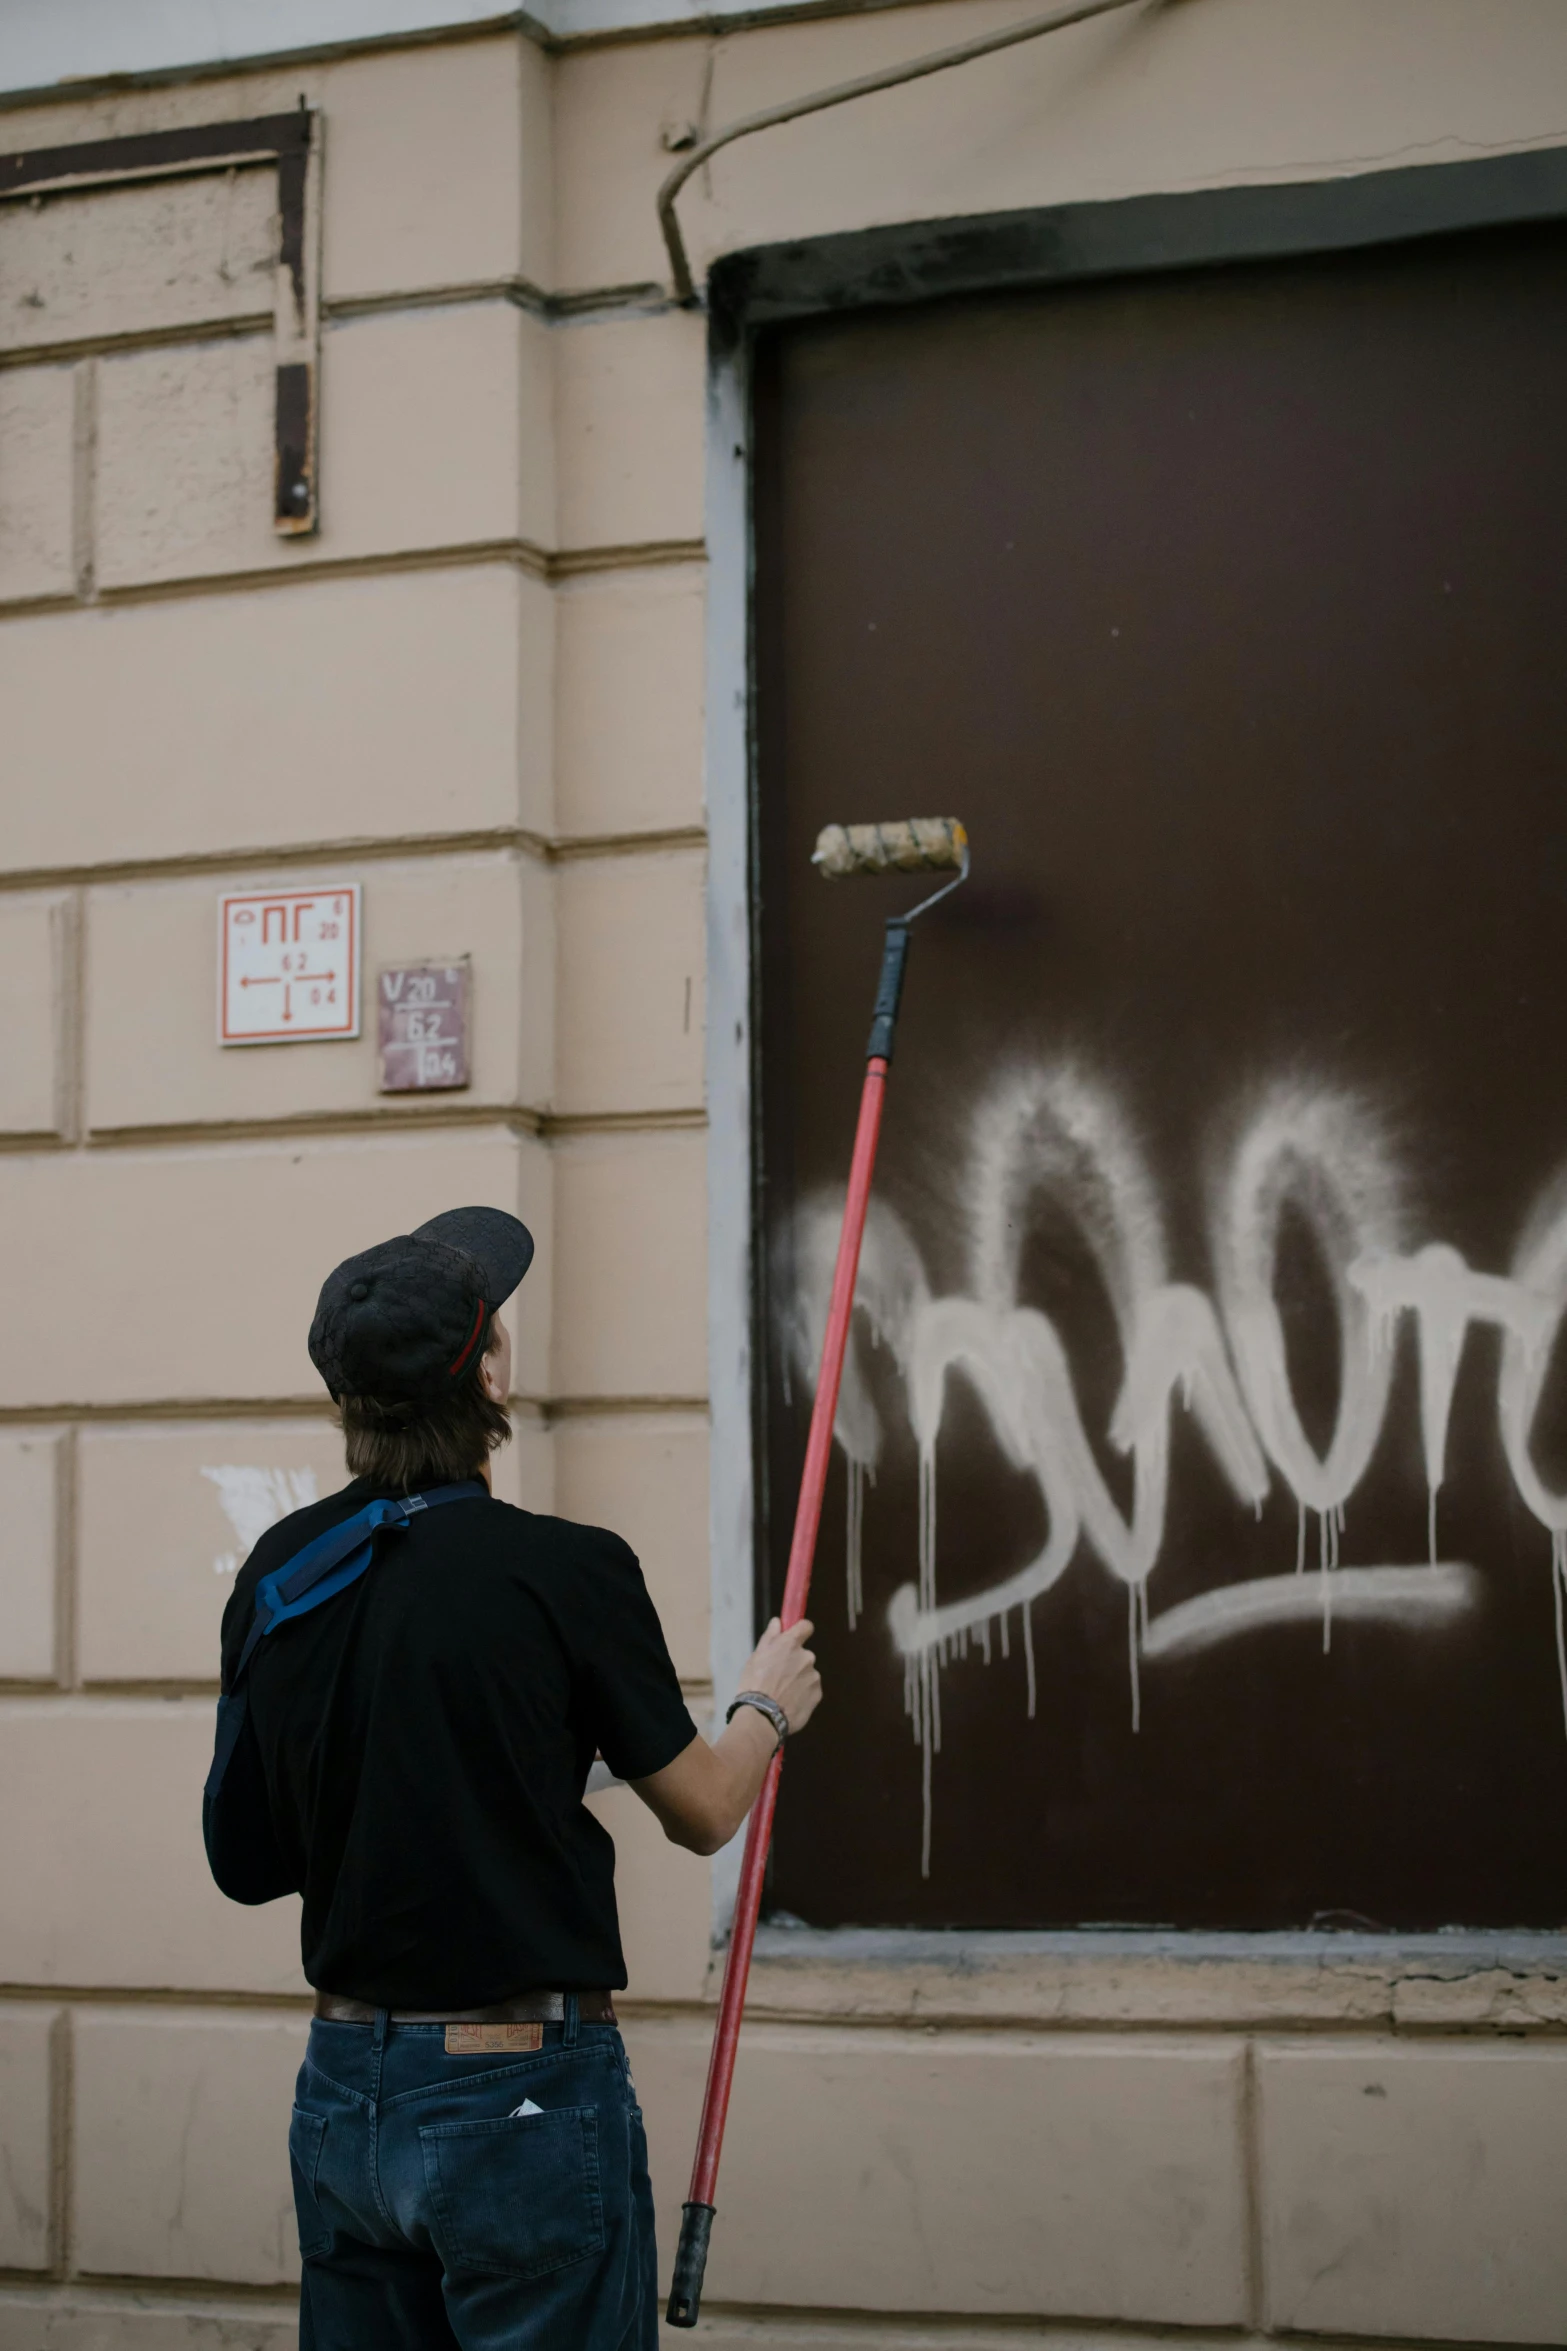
[726,1690,789,1750]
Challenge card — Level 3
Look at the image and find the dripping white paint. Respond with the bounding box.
[784,1067,1567,1875]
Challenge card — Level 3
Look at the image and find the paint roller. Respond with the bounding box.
[666,815,969,2329]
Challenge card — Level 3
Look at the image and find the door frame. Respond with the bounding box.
[701,141,1567,1941]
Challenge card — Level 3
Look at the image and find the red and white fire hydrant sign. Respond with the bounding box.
[377,960,471,1092]
[217,885,361,1045]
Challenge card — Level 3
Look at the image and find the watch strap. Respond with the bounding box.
[726,1690,789,1749]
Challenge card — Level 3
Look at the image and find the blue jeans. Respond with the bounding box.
[290,2008,657,2350]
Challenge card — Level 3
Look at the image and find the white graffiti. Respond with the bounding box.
[786,1066,1567,1875]
[203,1464,320,1576]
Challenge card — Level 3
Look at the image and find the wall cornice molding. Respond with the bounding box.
[0,0,945,103]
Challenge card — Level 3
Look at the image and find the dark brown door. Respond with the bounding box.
[756,221,1567,1929]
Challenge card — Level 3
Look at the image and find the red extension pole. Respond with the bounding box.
[665,1038,898,2325]
[690,1066,885,2170]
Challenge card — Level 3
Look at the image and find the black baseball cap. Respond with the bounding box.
[308,1206,534,1402]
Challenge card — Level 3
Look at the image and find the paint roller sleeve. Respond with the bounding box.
[812,819,968,876]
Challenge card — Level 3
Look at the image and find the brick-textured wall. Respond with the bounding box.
[2,6,1566,2346]
[0,31,711,2342]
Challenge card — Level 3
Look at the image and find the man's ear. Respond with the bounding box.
[480,1349,506,1406]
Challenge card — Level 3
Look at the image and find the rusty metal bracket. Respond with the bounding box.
[1,106,325,535]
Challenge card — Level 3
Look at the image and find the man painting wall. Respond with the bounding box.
[207,1205,821,2347]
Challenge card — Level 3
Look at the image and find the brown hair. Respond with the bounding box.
[338,1325,511,1491]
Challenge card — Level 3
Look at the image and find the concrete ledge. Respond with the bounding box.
[0,2288,1497,2351]
[741,1925,1567,2030]
[668,2324,1371,2350]
[0,2288,296,2351]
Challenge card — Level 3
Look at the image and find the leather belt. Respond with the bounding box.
[314,1989,617,2026]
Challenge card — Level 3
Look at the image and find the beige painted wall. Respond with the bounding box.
[1,5,1564,2345]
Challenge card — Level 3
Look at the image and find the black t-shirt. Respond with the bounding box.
[218,1477,697,2008]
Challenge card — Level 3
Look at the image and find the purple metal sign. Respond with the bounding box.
[377,960,470,1092]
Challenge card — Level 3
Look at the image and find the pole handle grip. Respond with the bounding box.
[665,2200,716,2328]
[866,919,911,1061]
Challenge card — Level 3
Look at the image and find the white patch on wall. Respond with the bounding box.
[789,1061,1567,1875]
[203,1464,320,1575]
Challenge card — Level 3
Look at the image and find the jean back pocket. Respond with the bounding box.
[421,2106,604,2279]
[288,2106,332,2260]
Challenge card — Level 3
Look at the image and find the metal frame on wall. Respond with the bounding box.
[0,108,325,533]
[700,139,1567,1944]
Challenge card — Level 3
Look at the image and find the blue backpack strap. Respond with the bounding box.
[229,1478,485,1688]
[205,1479,485,1817]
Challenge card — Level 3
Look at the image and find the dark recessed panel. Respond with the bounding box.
[755,223,1567,1929]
